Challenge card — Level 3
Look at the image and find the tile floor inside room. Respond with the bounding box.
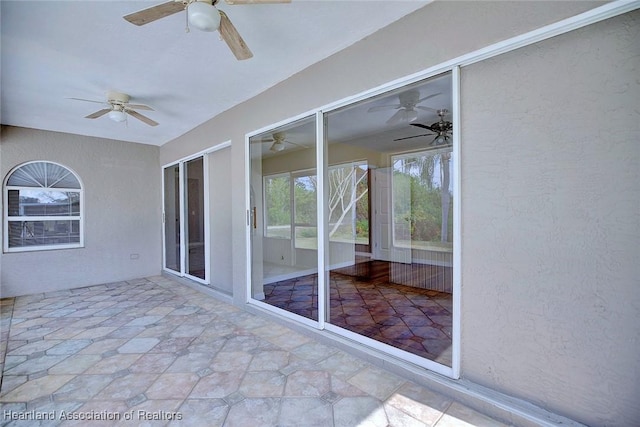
[1,276,506,426]
[263,261,453,366]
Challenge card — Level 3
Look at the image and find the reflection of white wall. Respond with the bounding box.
[1,127,161,297]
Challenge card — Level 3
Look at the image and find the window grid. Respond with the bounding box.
[4,162,83,252]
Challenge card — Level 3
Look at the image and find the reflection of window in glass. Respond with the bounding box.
[392,148,453,250]
[293,172,317,249]
[328,162,369,245]
[4,161,83,252]
[264,174,291,239]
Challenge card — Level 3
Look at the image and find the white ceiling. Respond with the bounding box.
[1,0,431,146]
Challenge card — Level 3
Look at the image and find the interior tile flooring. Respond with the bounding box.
[263,261,453,366]
[0,276,506,426]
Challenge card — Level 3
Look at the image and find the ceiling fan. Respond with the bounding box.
[394,109,452,146]
[123,0,291,60]
[368,89,441,125]
[69,91,158,127]
[255,131,308,152]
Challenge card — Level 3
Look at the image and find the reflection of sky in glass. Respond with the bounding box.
[20,189,71,204]
[295,176,316,191]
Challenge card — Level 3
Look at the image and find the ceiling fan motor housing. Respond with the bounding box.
[107,91,130,104]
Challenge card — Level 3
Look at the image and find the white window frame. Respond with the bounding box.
[3,161,84,253]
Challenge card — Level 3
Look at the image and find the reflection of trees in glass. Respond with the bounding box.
[265,175,290,238]
[328,164,368,240]
[263,164,369,244]
[393,150,453,245]
[294,175,317,225]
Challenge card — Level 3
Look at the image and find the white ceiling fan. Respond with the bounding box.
[368,89,441,125]
[69,91,158,127]
[254,131,308,152]
[123,0,291,60]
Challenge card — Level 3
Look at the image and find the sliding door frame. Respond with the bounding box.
[245,68,461,378]
[162,140,231,285]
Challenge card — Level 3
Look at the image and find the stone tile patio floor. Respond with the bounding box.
[0,276,508,426]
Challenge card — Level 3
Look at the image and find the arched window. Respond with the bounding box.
[3,161,83,252]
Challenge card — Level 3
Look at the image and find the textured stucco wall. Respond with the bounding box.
[460,10,640,426]
[0,127,162,297]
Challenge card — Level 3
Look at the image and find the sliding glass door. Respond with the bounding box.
[249,70,458,375]
[163,164,181,274]
[163,156,207,283]
[248,117,318,323]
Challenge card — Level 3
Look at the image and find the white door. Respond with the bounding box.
[372,167,391,261]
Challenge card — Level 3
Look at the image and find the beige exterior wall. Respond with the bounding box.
[0,127,162,297]
[460,11,640,425]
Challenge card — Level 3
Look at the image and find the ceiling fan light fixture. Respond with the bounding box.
[405,109,418,123]
[188,1,221,32]
[108,109,127,122]
[270,141,285,152]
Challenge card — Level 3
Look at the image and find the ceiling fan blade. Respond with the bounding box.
[218,10,253,60]
[410,123,435,131]
[127,104,154,111]
[85,109,111,119]
[68,97,105,105]
[368,104,401,113]
[386,109,406,125]
[417,92,441,103]
[126,109,159,126]
[416,105,438,113]
[124,1,185,26]
[225,0,291,4]
[287,140,309,149]
[394,133,433,142]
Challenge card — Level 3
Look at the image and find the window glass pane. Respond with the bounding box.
[163,165,181,273]
[264,175,291,238]
[8,220,80,248]
[392,148,453,249]
[324,72,454,366]
[250,115,318,321]
[7,189,80,217]
[7,162,80,188]
[294,175,317,249]
[328,163,369,246]
[185,157,205,280]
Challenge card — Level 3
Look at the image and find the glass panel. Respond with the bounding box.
[294,174,317,249]
[8,220,80,248]
[392,150,453,250]
[325,72,454,366]
[163,165,181,273]
[264,175,291,239]
[185,157,205,280]
[7,162,80,188]
[328,162,369,249]
[250,117,318,321]
[8,189,80,216]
